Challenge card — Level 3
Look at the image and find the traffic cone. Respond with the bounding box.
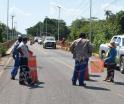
[84,66,89,80]
[29,70,38,83]
[77,66,89,81]
[28,56,38,83]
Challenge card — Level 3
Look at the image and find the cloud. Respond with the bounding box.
[49,2,62,17]
[9,7,32,17]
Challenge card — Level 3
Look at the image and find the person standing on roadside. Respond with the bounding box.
[104,41,117,82]
[18,37,33,85]
[11,36,22,80]
[70,33,93,86]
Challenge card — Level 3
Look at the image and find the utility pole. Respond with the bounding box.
[89,0,92,42]
[14,22,17,38]
[42,21,44,36]
[57,6,61,41]
[11,15,14,39]
[6,0,9,40]
[37,24,38,36]
[45,16,47,36]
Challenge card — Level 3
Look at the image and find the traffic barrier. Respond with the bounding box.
[28,56,38,83]
[89,58,104,73]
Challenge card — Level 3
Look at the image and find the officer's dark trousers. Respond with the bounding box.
[11,57,20,78]
[72,58,88,85]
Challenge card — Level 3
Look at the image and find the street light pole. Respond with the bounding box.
[57,6,61,41]
[14,22,17,38]
[6,0,9,40]
[89,0,92,42]
[11,15,14,39]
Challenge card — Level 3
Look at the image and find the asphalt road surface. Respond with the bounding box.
[0,43,124,104]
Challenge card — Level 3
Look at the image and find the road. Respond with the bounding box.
[0,43,124,104]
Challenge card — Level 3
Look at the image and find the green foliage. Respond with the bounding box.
[69,10,124,53]
[93,33,106,53]
[0,22,12,42]
[0,46,7,56]
[0,23,4,42]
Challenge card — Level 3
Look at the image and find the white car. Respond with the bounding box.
[43,36,56,49]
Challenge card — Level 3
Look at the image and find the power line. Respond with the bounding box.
[93,0,117,18]
[62,0,89,20]
[71,0,90,19]
[104,0,117,10]
[75,0,89,10]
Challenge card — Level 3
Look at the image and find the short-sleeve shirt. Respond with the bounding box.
[18,42,29,58]
[70,38,93,59]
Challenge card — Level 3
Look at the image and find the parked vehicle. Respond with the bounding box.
[38,38,43,44]
[99,35,124,74]
[43,36,56,49]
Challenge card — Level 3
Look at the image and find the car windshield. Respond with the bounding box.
[46,38,55,41]
[111,37,117,42]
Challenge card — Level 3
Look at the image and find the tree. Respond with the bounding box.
[27,18,70,40]
[0,22,7,42]
[116,11,124,34]
[105,10,113,20]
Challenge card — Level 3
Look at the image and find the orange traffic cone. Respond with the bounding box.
[28,56,38,83]
[84,66,89,80]
[77,66,89,81]
[29,70,38,83]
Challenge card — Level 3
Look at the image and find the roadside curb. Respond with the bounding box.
[0,45,13,77]
[6,45,14,55]
[0,56,12,77]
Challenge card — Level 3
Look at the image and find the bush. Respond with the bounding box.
[93,33,106,53]
[0,46,7,57]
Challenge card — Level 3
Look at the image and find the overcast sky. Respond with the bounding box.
[0,0,124,34]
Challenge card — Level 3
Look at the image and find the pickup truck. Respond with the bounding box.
[99,35,124,74]
[43,36,56,49]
